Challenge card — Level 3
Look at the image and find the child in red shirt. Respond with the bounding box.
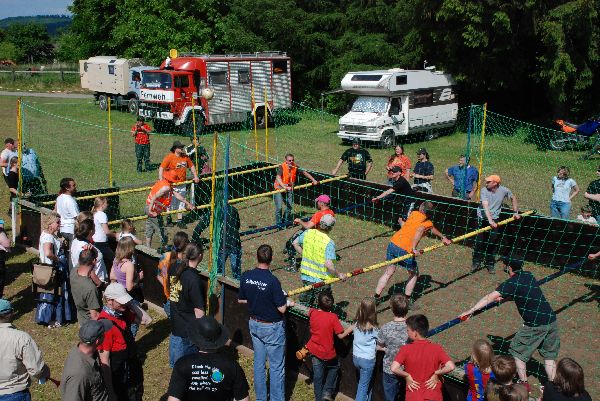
[305,292,352,401]
[391,314,456,401]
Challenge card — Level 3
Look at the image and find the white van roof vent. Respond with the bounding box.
[387,68,405,72]
[425,66,436,71]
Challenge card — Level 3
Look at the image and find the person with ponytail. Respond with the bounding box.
[168,242,206,368]
[157,231,189,317]
[92,197,116,271]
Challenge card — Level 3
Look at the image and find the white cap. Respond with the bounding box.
[319,214,336,228]
[104,283,133,305]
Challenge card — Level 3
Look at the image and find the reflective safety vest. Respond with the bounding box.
[146,179,173,214]
[274,163,297,189]
[300,229,334,281]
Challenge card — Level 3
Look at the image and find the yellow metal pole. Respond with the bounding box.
[476,103,488,201]
[206,131,219,314]
[17,98,23,225]
[108,97,113,186]
[252,86,258,161]
[264,88,269,161]
[191,96,200,173]
[287,210,534,296]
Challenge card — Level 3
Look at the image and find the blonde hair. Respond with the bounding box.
[41,211,60,232]
[115,237,136,262]
[120,219,136,234]
[92,197,107,213]
[75,211,93,232]
[471,339,494,373]
[354,297,378,331]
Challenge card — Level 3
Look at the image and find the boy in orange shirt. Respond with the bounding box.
[374,201,452,305]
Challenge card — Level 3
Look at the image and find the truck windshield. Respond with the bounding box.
[142,72,172,89]
[351,96,389,113]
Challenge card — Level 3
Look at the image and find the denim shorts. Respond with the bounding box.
[386,242,418,273]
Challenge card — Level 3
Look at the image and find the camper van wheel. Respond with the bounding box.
[128,98,139,115]
[98,94,108,111]
[380,132,395,148]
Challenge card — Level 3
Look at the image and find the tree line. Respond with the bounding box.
[3,0,600,119]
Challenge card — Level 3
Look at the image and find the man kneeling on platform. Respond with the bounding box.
[293,214,345,307]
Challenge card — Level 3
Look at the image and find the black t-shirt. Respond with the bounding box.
[413,161,434,184]
[542,382,592,401]
[168,352,249,401]
[496,271,556,326]
[392,176,415,196]
[586,179,600,217]
[6,171,18,199]
[238,268,286,322]
[169,267,206,337]
[341,148,372,175]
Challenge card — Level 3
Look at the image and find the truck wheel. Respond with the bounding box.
[380,132,395,148]
[424,129,439,141]
[181,112,204,137]
[98,94,108,111]
[128,98,139,115]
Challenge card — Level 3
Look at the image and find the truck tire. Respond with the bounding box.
[181,112,204,137]
[98,94,108,111]
[424,129,439,141]
[128,98,139,115]
[380,131,395,148]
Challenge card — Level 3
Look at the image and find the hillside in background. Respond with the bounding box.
[0,15,71,36]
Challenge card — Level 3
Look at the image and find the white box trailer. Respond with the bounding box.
[79,56,158,114]
[337,67,458,147]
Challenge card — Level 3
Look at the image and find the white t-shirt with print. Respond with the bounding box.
[551,177,577,203]
[92,211,108,243]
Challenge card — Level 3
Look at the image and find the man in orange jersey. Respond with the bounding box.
[373,201,451,307]
[274,153,318,226]
[145,177,193,248]
[159,141,200,229]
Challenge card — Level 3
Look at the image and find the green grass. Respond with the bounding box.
[0,73,83,92]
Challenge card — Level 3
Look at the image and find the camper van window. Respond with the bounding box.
[351,96,389,113]
[83,62,88,72]
[141,72,172,89]
[413,90,433,106]
[174,75,190,88]
[238,70,250,84]
[108,65,115,75]
[396,75,407,85]
[272,60,287,74]
[351,75,383,82]
[209,71,228,85]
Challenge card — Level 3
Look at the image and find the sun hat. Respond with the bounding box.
[171,140,185,152]
[352,138,360,144]
[104,283,133,305]
[187,316,230,351]
[315,194,331,204]
[79,319,113,344]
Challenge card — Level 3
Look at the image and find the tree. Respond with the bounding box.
[5,23,54,63]
[0,41,24,62]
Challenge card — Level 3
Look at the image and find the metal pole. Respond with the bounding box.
[476,103,488,201]
[264,88,269,161]
[219,134,231,323]
[191,96,200,173]
[462,104,473,199]
[252,86,258,161]
[206,132,219,314]
[108,97,113,186]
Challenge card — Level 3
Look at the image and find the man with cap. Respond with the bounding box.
[159,140,200,228]
[273,153,318,227]
[410,148,434,193]
[238,245,293,401]
[0,299,51,401]
[97,283,152,401]
[60,319,112,401]
[131,116,152,172]
[145,175,194,249]
[460,257,559,386]
[167,316,250,401]
[332,138,373,180]
[372,166,416,219]
[293,214,346,307]
[471,174,520,274]
[445,154,479,200]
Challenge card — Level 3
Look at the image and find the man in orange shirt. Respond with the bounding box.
[374,201,452,305]
[274,153,318,226]
[132,117,152,172]
[159,141,200,229]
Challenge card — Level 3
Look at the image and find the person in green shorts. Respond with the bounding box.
[460,257,559,390]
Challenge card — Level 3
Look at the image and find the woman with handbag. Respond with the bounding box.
[35,211,75,328]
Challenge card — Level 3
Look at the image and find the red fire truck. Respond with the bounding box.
[138,52,292,135]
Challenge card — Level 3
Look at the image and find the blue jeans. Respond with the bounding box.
[249,319,286,401]
[169,334,199,368]
[311,356,340,401]
[274,191,293,226]
[163,300,171,318]
[386,242,418,272]
[353,355,376,401]
[550,200,571,219]
[382,372,402,401]
[0,390,31,401]
[218,247,242,279]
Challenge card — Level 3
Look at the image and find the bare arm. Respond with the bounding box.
[124,261,136,292]
[294,219,315,230]
[459,290,502,318]
[373,187,395,202]
[482,200,497,227]
[172,190,193,209]
[189,165,200,182]
[158,166,164,181]
[510,194,520,218]
[89,309,100,320]
[430,227,452,245]
[275,174,289,190]
[365,161,373,176]
[238,299,248,304]
[101,223,115,237]
[411,226,426,251]
[337,324,354,339]
[292,239,303,255]
[43,242,59,263]
[425,360,457,389]
[570,184,580,200]
[445,168,453,183]
[332,159,344,175]
[130,302,152,325]
[585,192,600,202]
[302,170,318,185]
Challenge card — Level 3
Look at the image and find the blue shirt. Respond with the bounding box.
[296,230,336,283]
[447,165,479,192]
[352,327,380,360]
[239,268,287,322]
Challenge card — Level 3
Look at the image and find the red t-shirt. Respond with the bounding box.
[305,308,344,360]
[394,339,452,401]
[132,123,151,145]
[97,310,136,353]
[309,209,335,226]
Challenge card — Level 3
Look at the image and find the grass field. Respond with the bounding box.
[0,95,599,400]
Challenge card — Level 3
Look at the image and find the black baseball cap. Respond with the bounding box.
[417,148,427,155]
[390,166,402,173]
[352,138,360,144]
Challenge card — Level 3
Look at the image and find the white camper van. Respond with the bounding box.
[337,67,458,147]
